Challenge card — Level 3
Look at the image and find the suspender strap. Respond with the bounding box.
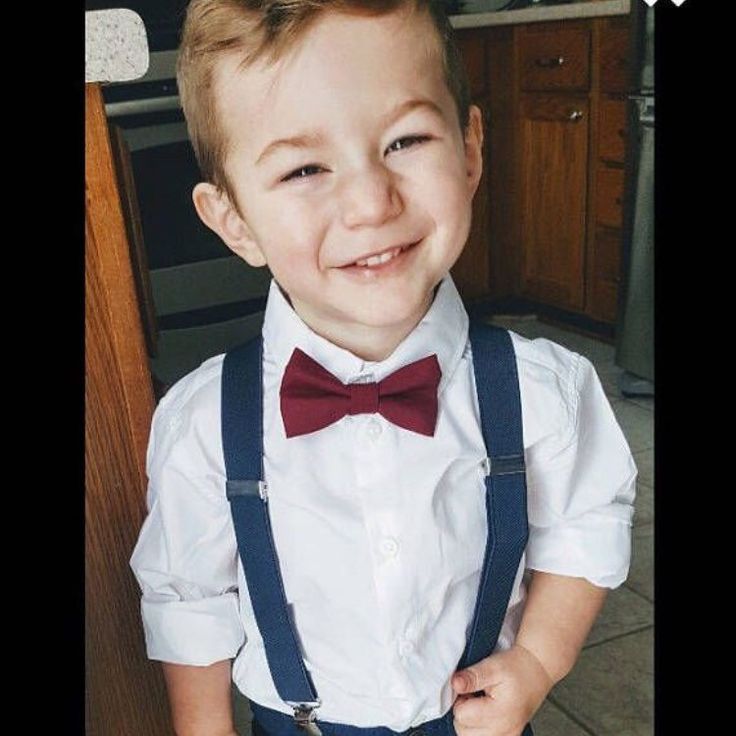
[221,337,319,708]
[459,322,529,670]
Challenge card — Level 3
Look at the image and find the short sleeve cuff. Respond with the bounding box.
[526,516,633,589]
[141,592,245,665]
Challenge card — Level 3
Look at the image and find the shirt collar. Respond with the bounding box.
[261,274,469,396]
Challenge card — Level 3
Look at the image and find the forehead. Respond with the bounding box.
[213,8,451,158]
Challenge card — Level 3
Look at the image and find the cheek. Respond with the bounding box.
[413,164,473,236]
[255,200,329,273]
[260,200,324,261]
[409,151,472,209]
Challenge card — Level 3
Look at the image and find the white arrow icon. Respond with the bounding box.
[641,0,687,5]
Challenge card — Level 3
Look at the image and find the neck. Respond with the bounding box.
[288,292,435,363]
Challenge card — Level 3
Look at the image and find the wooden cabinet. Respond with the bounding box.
[518,94,589,310]
[86,83,172,736]
[453,13,634,327]
[516,21,591,312]
[518,25,591,92]
[585,15,631,323]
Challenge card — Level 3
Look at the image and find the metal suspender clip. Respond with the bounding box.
[289,701,322,734]
[482,457,492,476]
[257,480,268,500]
[484,455,526,477]
[225,479,268,501]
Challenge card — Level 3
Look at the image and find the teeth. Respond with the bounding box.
[354,247,401,268]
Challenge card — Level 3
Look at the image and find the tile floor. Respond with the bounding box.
[232,315,654,736]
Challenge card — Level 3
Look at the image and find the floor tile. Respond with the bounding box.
[531,698,592,735]
[632,480,653,527]
[232,684,253,735]
[550,628,654,736]
[632,448,654,489]
[585,584,653,648]
[594,362,629,401]
[609,399,654,453]
[627,395,654,412]
[624,522,654,602]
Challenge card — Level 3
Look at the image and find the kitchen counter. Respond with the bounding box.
[450,0,630,29]
[86,8,149,83]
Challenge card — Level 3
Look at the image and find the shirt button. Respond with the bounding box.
[366,418,382,440]
[398,639,415,657]
[379,537,399,557]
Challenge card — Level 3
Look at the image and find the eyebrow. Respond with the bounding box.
[254,98,445,166]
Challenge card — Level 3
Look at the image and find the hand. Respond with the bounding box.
[451,644,554,736]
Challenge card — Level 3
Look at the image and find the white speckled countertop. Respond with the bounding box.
[85,8,149,84]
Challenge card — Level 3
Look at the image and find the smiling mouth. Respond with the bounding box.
[342,241,419,269]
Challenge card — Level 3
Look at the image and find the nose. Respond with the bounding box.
[339,163,403,229]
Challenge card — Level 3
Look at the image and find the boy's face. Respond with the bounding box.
[195,6,483,345]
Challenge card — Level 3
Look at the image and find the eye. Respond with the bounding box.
[385,135,431,155]
[281,164,324,183]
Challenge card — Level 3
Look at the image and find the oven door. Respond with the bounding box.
[103,49,270,394]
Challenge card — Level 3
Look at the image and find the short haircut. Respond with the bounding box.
[176,0,471,207]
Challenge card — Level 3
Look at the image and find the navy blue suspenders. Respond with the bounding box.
[221,322,532,736]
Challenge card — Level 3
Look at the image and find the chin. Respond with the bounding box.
[341,296,434,331]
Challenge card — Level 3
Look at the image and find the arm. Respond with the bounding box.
[451,571,608,736]
[515,569,608,684]
[129,376,246,734]
[162,659,238,736]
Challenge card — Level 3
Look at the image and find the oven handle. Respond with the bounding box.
[105,95,181,118]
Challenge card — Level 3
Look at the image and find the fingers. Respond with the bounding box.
[452,695,534,736]
[453,691,496,723]
[452,656,502,695]
[452,692,516,736]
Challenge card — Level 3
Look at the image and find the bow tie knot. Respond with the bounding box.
[349,382,379,415]
[280,348,441,438]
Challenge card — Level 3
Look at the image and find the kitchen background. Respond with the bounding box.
[85,1,654,734]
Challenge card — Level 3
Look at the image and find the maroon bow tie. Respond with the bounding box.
[280,348,442,438]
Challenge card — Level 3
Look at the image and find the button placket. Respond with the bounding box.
[366,418,383,441]
[398,638,415,658]
[379,537,399,558]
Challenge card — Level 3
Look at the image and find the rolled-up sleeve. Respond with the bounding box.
[129,369,245,665]
[524,352,638,589]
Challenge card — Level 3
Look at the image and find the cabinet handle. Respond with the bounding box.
[535,56,565,68]
[568,110,584,122]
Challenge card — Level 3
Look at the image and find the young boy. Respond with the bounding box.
[130,2,637,735]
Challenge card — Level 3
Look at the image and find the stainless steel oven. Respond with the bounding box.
[93,3,270,392]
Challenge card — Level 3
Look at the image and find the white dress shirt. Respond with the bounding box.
[130,274,637,731]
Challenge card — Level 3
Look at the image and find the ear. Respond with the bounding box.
[191,182,268,267]
[463,104,484,198]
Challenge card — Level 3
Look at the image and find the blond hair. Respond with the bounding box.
[176,0,470,206]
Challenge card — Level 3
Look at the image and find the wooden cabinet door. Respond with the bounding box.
[518,94,589,310]
[86,82,173,736]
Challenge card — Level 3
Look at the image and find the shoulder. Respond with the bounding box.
[155,353,227,427]
[470,326,591,449]
[146,354,227,474]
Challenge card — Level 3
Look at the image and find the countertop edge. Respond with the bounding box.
[450,0,631,29]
